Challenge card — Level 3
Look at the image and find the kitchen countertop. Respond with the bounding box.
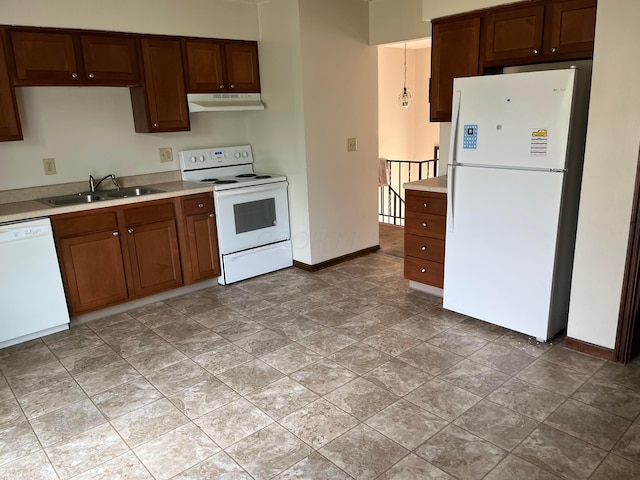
[404,175,447,193]
[0,181,213,223]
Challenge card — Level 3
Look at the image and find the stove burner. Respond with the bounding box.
[201,178,219,182]
[215,180,238,184]
[254,175,272,179]
[236,173,257,178]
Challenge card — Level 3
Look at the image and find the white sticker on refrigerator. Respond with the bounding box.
[531,129,548,156]
[463,125,478,149]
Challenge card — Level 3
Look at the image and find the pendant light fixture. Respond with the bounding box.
[398,42,412,109]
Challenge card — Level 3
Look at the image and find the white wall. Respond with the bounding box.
[0,0,259,191]
[370,0,431,46]
[299,0,379,264]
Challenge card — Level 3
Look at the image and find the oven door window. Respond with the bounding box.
[234,198,277,234]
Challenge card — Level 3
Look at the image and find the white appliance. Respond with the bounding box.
[0,217,70,348]
[443,68,590,341]
[179,145,293,285]
[187,93,265,112]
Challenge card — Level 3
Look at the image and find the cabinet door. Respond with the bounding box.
[186,212,221,282]
[57,230,129,315]
[0,32,22,141]
[125,219,183,297]
[131,37,190,132]
[183,39,226,92]
[483,4,546,65]
[430,16,481,122]
[544,0,596,58]
[80,34,140,85]
[10,30,81,85]
[224,42,260,92]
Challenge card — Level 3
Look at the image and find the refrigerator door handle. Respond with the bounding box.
[448,89,462,233]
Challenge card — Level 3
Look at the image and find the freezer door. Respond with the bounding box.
[451,69,576,170]
[443,166,564,339]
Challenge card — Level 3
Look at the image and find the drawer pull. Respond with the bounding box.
[128,228,134,234]
[112,231,119,236]
[421,246,427,251]
[198,203,204,208]
[423,203,429,208]
[421,268,427,273]
[422,222,428,227]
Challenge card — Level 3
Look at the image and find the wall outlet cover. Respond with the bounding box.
[43,158,57,175]
[159,147,173,163]
[347,137,357,152]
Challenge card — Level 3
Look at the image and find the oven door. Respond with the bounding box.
[214,182,290,254]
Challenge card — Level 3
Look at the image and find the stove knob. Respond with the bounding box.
[234,152,241,159]
[190,156,197,163]
[242,151,249,158]
[199,155,206,162]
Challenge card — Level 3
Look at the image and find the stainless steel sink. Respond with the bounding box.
[38,186,163,207]
[103,187,162,199]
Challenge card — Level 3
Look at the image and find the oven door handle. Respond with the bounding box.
[215,181,288,198]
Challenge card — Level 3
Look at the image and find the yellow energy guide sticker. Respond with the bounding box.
[531,128,548,156]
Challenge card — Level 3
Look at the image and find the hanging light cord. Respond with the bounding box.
[403,43,408,92]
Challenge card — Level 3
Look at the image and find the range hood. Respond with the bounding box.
[187,93,265,112]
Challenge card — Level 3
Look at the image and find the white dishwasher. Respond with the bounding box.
[0,217,69,349]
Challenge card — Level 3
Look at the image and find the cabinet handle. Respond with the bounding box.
[551,47,557,53]
[153,123,159,128]
[421,246,427,251]
[128,228,134,234]
[88,73,95,79]
[209,213,215,218]
[423,203,429,208]
[112,231,119,236]
[421,268,427,273]
[198,203,204,208]
[230,84,235,89]
[71,72,78,78]
[219,84,224,89]
[422,222,428,227]
[533,49,539,54]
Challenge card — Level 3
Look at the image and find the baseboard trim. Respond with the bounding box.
[293,245,380,272]
[564,337,614,361]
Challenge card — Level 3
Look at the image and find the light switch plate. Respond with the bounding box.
[43,158,57,175]
[159,147,173,163]
[347,137,357,152]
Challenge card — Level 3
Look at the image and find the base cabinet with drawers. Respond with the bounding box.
[404,190,447,289]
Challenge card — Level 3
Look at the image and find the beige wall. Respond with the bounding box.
[421,0,514,20]
[370,0,430,45]
[0,0,259,192]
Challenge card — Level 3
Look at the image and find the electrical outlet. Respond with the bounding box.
[347,137,357,152]
[159,147,173,163]
[43,158,57,175]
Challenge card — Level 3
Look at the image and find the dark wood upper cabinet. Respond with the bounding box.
[10,29,140,86]
[430,15,481,122]
[484,4,546,65]
[544,0,597,58]
[0,31,22,141]
[131,37,190,133]
[183,39,260,93]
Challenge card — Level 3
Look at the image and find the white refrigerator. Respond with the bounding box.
[443,68,590,341]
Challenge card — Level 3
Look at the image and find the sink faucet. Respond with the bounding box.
[89,174,120,193]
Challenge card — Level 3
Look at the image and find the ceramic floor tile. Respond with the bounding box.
[172,332,228,358]
[362,329,421,356]
[0,450,58,480]
[495,331,554,358]
[324,377,398,421]
[69,452,154,480]
[233,329,292,357]
[514,424,607,480]
[167,377,240,419]
[484,455,562,480]
[45,423,129,480]
[91,378,162,420]
[265,317,324,342]
[44,326,105,360]
[333,315,387,341]
[171,451,253,480]
[415,424,506,480]
[72,359,142,396]
[302,305,358,327]
[541,342,606,375]
[487,378,567,422]
[145,359,214,396]
[290,358,358,395]
[331,296,381,315]
[468,342,536,376]
[405,378,481,422]
[451,318,509,341]
[366,399,448,449]
[438,359,509,396]
[260,343,323,374]
[0,394,25,432]
[190,305,250,329]
[590,453,640,480]
[398,343,463,376]
[101,330,168,359]
[194,397,273,449]
[328,343,392,375]
[110,398,189,448]
[319,423,408,480]
[391,317,448,342]
[5,362,68,397]
[59,344,122,378]
[0,420,40,467]
[516,359,590,396]
[426,329,489,356]
[280,398,359,449]
[594,361,640,392]
[572,376,640,420]
[16,373,87,419]
[377,454,454,480]
[613,423,640,464]
[226,423,311,480]
[544,399,631,450]
[364,358,431,396]
[0,340,58,377]
[212,319,266,342]
[297,328,357,356]
[193,343,254,375]
[29,397,106,447]
[217,359,284,395]
[125,341,187,376]
[245,377,318,420]
[361,304,414,325]
[134,423,220,480]
[274,452,354,479]
[453,399,538,451]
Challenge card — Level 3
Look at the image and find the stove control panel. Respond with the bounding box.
[179,145,254,171]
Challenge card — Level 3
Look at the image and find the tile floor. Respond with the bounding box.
[1,253,640,480]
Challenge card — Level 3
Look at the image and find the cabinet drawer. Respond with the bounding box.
[405,213,446,238]
[123,201,175,225]
[183,194,214,215]
[52,210,119,237]
[404,256,444,288]
[406,191,446,215]
[405,234,445,263]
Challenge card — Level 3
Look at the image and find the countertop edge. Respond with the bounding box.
[403,175,448,194]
